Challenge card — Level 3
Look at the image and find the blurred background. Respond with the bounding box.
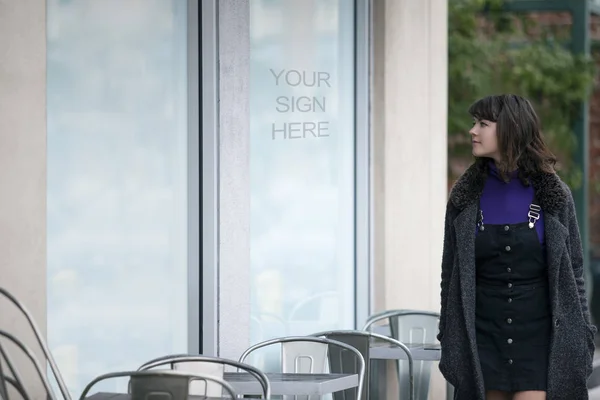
[446,0,600,329]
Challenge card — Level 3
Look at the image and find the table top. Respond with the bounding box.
[369,342,441,361]
[225,372,358,395]
[84,372,359,398]
[87,394,225,400]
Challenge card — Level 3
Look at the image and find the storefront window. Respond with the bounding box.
[248,0,356,366]
[46,0,189,394]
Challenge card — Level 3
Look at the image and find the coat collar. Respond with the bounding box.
[449,161,568,216]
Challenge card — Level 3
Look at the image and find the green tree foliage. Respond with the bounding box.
[448,0,597,188]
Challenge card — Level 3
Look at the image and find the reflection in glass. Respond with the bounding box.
[249,0,356,370]
[46,0,188,395]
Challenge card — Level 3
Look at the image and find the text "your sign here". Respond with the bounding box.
[270,69,330,140]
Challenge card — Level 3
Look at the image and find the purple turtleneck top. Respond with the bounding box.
[478,162,545,244]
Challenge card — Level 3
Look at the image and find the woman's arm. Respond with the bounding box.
[438,201,456,342]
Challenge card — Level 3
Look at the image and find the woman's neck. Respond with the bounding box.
[489,160,519,180]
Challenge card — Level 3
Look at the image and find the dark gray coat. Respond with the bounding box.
[438,163,597,400]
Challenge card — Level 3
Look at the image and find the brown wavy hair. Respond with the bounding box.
[468,94,557,183]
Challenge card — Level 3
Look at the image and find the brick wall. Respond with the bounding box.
[527,12,600,257]
[448,11,600,257]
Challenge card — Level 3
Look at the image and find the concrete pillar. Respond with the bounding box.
[371,0,448,396]
[217,0,251,360]
[0,0,47,397]
[372,0,448,315]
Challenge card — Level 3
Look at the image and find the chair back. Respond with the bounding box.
[240,336,365,400]
[310,330,370,400]
[138,354,270,398]
[312,330,415,400]
[78,370,238,400]
[0,352,8,399]
[0,329,59,399]
[0,287,70,400]
[364,310,439,400]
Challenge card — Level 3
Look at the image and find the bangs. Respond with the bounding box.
[468,95,502,122]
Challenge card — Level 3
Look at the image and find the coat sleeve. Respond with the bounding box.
[438,201,456,342]
[565,187,594,328]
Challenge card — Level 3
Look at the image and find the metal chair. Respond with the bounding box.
[78,370,238,400]
[239,336,366,400]
[310,330,415,400]
[138,354,270,398]
[0,375,28,400]
[588,357,600,389]
[0,329,60,400]
[0,287,70,400]
[0,343,10,399]
[364,310,440,400]
[0,337,30,400]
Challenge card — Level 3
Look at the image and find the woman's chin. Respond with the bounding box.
[472,148,489,158]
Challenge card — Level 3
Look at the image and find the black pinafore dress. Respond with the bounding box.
[475,199,551,392]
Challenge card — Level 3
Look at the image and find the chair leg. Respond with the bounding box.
[446,382,455,400]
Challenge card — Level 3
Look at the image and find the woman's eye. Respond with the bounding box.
[480,122,487,127]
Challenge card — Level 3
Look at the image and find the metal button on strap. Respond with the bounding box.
[508,359,513,365]
[507,338,513,344]
[504,225,510,231]
[505,245,511,252]
[508,298,513,303]
[508,283,513,288]
[507,318,512,324]
[507,267,512,273]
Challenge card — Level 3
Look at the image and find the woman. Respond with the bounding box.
[438,94,596,400]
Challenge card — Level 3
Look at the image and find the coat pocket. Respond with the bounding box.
[586,325,597,377]
[439,343,460,388]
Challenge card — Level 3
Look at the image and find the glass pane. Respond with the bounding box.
[249,0,356,370]
[46,0,188,395]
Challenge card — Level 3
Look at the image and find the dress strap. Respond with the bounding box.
[528,192,541,229]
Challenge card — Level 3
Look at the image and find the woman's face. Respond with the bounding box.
[470,118,500,161]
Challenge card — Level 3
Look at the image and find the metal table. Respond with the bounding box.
[87,394,224,400]
[369,341,441,361]
[225,372,358,395]
[84,372,358,398]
